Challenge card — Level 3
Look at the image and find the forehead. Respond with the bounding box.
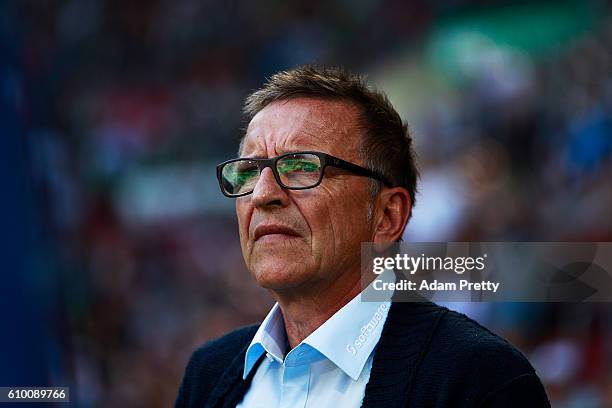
[241,97,363,159]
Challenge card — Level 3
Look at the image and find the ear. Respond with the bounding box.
[372,187,411,245]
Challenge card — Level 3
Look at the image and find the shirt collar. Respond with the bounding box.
[243,302,287,378]
[243,285,391,381]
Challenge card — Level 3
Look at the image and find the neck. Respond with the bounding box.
[272,273,363,349]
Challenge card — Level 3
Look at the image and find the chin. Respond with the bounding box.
[249,259,314,291]
[245,239,315,288]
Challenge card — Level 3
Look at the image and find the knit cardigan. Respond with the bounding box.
[175,301,550,407]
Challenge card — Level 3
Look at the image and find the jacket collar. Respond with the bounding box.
[361,300,447,408]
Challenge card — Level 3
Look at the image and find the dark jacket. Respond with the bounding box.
[175,301,550,407]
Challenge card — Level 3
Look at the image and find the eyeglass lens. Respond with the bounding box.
[221,153,322,196]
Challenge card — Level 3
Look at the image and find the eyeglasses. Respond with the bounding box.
[216,151,389,197]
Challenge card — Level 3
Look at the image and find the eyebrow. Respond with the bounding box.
[241,150,310,160]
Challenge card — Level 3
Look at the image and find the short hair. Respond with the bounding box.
[242,65,418,212]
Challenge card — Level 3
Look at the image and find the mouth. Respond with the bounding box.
[253,224,301,242]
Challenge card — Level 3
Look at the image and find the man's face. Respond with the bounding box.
[237,97,375,294]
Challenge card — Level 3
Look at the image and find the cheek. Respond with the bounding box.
[304,198,351,255]
[327,195,372,245]
[236,200,252,245]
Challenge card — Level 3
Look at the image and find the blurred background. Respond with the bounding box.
[1,0,611,406]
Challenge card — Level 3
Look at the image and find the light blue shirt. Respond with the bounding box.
[237,291,391,408]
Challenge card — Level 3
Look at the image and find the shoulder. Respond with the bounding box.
[175,324,260,408]
[432,307,534,374]
[384,301,535,375]
[409,304,550,406]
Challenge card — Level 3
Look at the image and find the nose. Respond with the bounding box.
[251,167,290,208]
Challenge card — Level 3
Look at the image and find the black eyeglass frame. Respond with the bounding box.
[216,151,390,198]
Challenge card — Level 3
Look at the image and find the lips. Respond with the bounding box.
[253,224,301,241]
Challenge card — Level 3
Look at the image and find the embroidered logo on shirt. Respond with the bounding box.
[346,303,388,355]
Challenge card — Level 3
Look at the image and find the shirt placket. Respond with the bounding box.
[279,348,311,408]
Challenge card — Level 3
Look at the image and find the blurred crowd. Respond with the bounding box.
[5,0,612,406]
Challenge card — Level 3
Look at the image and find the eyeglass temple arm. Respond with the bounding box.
[326,155,390,186]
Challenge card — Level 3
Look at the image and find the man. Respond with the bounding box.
[175,66,550,407]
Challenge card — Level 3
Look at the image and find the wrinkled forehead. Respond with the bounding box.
[239,97,364,160]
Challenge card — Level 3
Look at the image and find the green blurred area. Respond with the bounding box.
[429,1,601,82]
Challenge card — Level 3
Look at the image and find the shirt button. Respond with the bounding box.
[266,353,274,362]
